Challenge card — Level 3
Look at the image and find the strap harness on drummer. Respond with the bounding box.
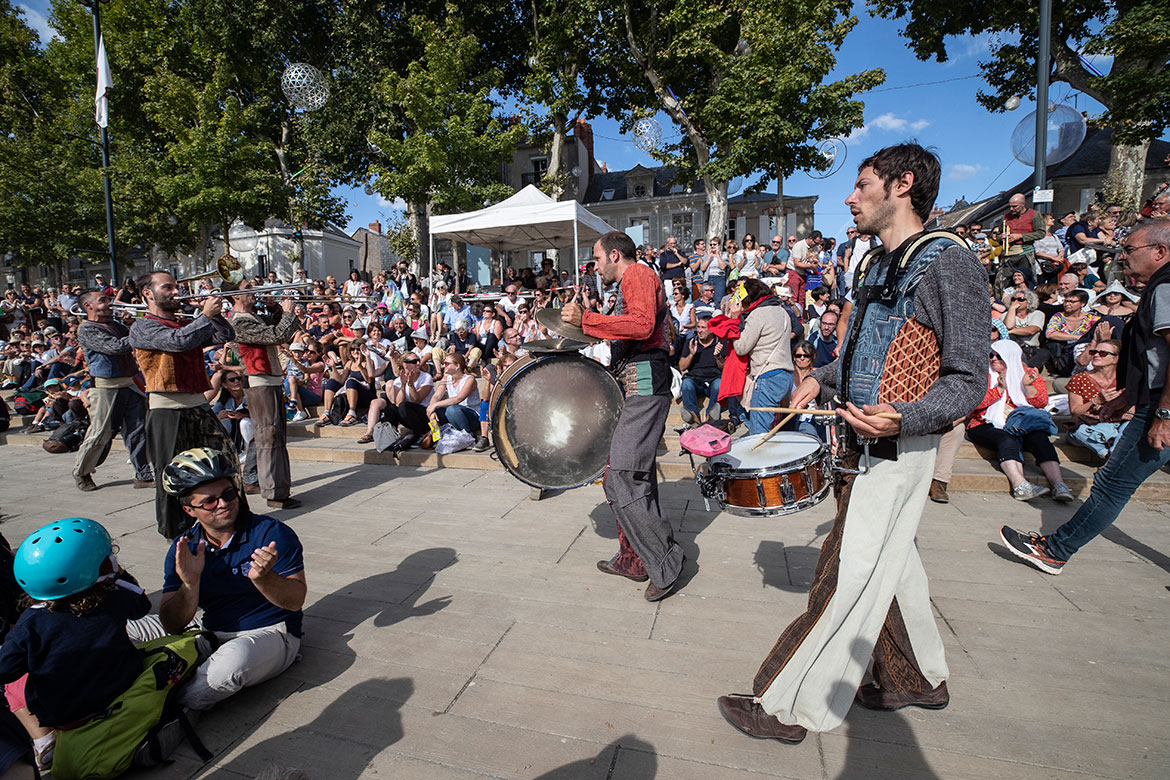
[836,230,964,463]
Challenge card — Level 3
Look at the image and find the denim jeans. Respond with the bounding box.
[438,403,478,433]
[1066,420,1128,459]
[746,368,794,435]
[708,276,726,305]
[1047,404,1170,561]
[680,375,721,421]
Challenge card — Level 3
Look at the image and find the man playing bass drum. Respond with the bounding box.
[561,231,686,602]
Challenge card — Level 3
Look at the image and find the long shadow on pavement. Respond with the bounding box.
[217,676,413,779]
[187,548,457,774]
[531,735,656,779]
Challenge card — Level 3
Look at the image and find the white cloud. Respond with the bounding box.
[844,113,931,146]
[947,163,983,181]
[374,194,406,210]
[870,113,907,132]
[17,4,57,44]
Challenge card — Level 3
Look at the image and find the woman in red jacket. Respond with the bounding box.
[966,339,1072,502]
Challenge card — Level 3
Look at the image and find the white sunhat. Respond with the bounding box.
[1088,280,1139,308]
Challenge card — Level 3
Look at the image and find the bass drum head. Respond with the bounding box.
[491,355,623,490]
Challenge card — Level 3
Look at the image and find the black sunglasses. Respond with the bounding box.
[189,485,238,511]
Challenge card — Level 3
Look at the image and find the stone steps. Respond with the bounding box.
[7,423,1170,500]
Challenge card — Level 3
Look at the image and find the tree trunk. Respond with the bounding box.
[704,178,728,244]
[775,175,785,240]
[1101,138,1150,209]
[548,113,567,201]
[408,201,429,279]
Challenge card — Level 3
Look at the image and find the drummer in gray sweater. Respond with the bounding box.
[718,143,989,745]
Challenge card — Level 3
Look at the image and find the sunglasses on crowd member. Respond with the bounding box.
[189,485,239,511]
[989,353,1004,362]
[225,376,243,383]
[1088,349,1118,357]
[794,352,813,359]
[402,357,420,364]
[1012,296,1027,302]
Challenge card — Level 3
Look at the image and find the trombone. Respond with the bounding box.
[176,253,245,285]
[70,302,196,319]
[176,282,315,300]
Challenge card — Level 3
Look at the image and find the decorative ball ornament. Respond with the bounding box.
[227,223,258,253]
[1005,95,1022,111]
[809,137,847,179]
[281,63,330,112]
[1009,104,1086,167]
[363,183,375,196]
[632,117,663,153]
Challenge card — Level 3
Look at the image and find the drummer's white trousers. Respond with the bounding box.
[755,433,948,732]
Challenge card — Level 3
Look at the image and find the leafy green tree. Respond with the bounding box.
[588,0,882,238]
[870,0,1170,207]
[368,6,527,269]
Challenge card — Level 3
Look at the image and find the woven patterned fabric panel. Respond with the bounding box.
[877,318,940,404]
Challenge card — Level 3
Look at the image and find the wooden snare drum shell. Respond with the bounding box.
[723,466,826,511]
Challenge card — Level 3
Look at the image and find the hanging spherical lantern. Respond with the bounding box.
[281,63,330,112]
[632,117,663,153]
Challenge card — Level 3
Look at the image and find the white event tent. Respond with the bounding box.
[428,185,613,287]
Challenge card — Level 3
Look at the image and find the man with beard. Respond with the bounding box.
[561,231,685,602]
[717,144,988,743]
[72,289,154,491]
[130,272,239,538]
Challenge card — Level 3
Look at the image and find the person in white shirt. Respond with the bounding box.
[357,351,435,449]
[497,284,523,316]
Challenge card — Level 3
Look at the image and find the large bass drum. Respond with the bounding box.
[490,353,624,490]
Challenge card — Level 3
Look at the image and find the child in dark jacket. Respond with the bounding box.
[0,518,150,771]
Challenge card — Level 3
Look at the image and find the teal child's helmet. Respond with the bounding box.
[13,518,113,601]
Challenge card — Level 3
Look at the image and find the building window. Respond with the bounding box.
[632,182,648,198]
[531,157,548,180]
[601,189,616,201]
[671,213,694,246]
[727,217,737,241]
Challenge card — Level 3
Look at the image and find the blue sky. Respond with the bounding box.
[18,1,1153,242]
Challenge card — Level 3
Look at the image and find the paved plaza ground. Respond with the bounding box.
[0,446,1167,779]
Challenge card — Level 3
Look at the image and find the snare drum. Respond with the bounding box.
[702,432,831,517]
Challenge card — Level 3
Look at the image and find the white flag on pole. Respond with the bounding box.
[95,34,111,128]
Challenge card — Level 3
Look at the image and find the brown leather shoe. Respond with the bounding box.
[929,479,949,504]
[596,559,648,582]
[132,478,155,489]
[266,498,303,510]
[74,474,99,492]
[644,576,680,602]
[717,695,807,743]
[243,483,262,495]
[854,681,949,711]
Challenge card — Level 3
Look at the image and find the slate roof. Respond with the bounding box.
[582,164,810,205]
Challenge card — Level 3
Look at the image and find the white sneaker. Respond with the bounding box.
[1051,482,1074,503]
[1011,481,1049,501]
[291,410,309,422]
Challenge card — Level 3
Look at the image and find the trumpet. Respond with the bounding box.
[176,281,315,300]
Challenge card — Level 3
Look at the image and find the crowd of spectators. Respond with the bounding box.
[2,184,1167,487]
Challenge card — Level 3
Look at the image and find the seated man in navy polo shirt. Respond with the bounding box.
[130,447,306,711]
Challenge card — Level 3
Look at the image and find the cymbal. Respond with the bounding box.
[535,307,600,344]
[523,337,594,354]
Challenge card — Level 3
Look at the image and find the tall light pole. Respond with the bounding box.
[1032,0,1052,213]
[79,0,118,285]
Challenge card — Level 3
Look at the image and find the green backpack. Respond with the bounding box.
[51,631,213,779]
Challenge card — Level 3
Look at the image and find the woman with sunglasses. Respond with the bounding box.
[207,370,253,483]
[735,234,762,279]
[1064,338,1131,459]
[358,350,435,449]
[669,285,696,362]
[1089,281,1138,321]
[966,340,1072,501]
[699,237,728,304]
[1002,288,1049,367]
[785,340,826,439]
[426,352,481,440]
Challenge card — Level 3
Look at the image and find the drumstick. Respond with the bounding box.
[746,406,903,420]
[751,413,796,451]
